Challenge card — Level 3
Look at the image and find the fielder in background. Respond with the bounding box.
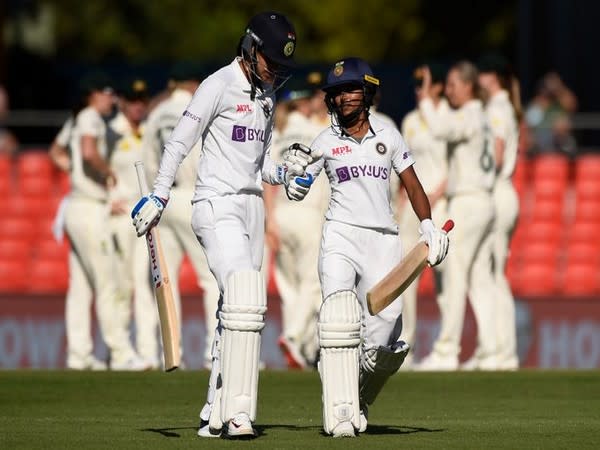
[398,64,449,368]
[416,62,497,371]
[65,72,149,370]
[131,11,317,438]
[265,74,330,369]
[296,57,449,437]
[108,78,159,368]
[469,54,521,370]
[142,64,219,370]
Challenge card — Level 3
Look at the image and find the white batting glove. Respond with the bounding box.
[131,193,167,237]
[286,173,314,201]
[419,219,449,266]
[282,143,323,179]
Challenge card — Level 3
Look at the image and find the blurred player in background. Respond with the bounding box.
[142,63,220,369]
[108,78,158,368]
[416,61,496,371]
[398,64,449,368]
[461,54,521,370]
[265,74,330,369]
[131,11,315,438]
[64,72,148,370]
[297,57,449,437]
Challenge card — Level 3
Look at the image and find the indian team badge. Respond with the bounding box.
[375,142,387,155]
[334,61,344,77]
[284,41,295,57]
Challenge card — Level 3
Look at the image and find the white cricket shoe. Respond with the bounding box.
[197,420,222,438]
[331,421,356,438]
[460,355,480,371]
[67,355,107,371]
[358,404,368,433]
[224,413,256,439]
[415,353,458,371]
[111,354,152,371]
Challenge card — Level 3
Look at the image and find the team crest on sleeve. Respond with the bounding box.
[375,142,387,155]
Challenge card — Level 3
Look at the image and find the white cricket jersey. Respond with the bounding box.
[152,58,276,202]
[109,112,143,202]
[56,117,74,147]
[486,90,519,181]
[143,89,199,190]
[271,111,330,212]
[401,99,449,194]
[419,98,494,196]
[69,106,109,201]
[306,114,415,233]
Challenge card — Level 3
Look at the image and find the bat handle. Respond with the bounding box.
[442,219,454,233]
[134,161,150,195]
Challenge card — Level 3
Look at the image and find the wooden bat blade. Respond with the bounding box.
[147,229,181,372]
[367,243,429,315]
[367,219,455,316]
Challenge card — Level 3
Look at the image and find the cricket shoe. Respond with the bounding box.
[67,355,107,371]
[278,336,307,370]
[110,354,153,371]
[358,404,368,433]
[415,353,458,371]
[197,420,222,438]
[331,421,356,438]
[224,413,256,439]
[459,355,480,371]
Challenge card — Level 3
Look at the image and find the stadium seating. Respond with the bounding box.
[0,259,29,292]
[560,263,600,297]
[27,259,69,294]
[16,151,54,179]
[178,256,200,295]
[517,263,558,296]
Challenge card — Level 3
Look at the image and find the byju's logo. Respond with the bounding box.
[231,126,265,143]
[232,125,246,142]
[336,165,389,183]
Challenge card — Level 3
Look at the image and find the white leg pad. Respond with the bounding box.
[359,340,410,406]
[318,290,361,434]
[219,270,266,423]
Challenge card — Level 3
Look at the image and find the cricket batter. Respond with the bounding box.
[132,12,315,438]
[416,62,497,371]
[108,78,159,368]
[65,73,148,370]
[142,65,219,369]
[297,57,449,437]
[266,80,330,369]
[398,65,449,367]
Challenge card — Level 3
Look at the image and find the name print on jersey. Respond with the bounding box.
[231,125,265,142]
[336,165,389,183]
[183,110,201,122]
[332,145,352,156]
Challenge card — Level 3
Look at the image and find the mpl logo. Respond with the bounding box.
[336,165,389,183]
[231,125,265,143]
[332,145,352,156]
[236,104,253,113]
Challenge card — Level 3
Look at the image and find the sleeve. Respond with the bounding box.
[152,77,223,199]
[55,117,74,147]
[261,114,282,184]
[391,131,415,177]
[305,135,326,179]
[77,109,103,138]
[419,98,478,142]
[488,103,509,141]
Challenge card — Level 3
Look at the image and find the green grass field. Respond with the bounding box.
[0,370,598,449]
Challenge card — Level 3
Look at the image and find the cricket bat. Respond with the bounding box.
[367,220,454,316]
[134,161,181,372]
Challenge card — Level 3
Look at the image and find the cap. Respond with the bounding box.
[79,71,114,95]
[413,62,446,87]
[478,53,511,78]
[245,11,297,68]
[322,57,379,91]
[169,61,204,82]
[120,77,149,101]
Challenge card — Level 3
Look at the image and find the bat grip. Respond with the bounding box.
[134,161,150,195]
[442,219,455,233]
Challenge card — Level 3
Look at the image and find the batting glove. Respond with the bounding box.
[419,219,449,266]
[286,173,314,201]
[282,143,323,178]
[131,194,167,237]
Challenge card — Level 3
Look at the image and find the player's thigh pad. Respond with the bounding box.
[219,270,266,422]
[318,290,361,433]
[359,341,410,405]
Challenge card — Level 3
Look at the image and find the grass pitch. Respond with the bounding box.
[0,370,598,449]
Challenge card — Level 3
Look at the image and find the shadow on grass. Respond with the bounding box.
[141,427,197,438]
[365,424,445,435]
